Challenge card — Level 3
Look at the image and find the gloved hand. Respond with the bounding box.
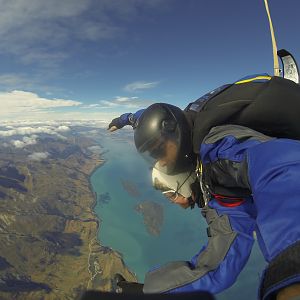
[117,280,144,294]
[114,274,144,294]
[107,113,132,132]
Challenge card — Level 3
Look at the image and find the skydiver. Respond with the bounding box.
[107,74,300,300]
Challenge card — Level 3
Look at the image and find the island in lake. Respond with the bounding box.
[135,201,164,236]
[121,179,140,198]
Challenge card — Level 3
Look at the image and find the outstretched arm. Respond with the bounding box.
[143,199,256,294]
[107,110,145,132]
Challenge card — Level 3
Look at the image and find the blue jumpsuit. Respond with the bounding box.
[141,124,300,299]
[116,76,300,298]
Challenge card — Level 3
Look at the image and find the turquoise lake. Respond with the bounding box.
[90,129,266,300]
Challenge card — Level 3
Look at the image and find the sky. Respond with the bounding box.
[0,0,300,123]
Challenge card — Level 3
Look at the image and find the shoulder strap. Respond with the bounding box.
[184,84,232,113]
[185,74,274,153]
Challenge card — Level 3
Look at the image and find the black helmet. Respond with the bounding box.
[134,103,195,174]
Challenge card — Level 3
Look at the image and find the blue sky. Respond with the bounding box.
[0,0,299,122]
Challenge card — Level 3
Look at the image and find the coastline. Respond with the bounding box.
[0,133,137,300]
[88,158,106,211]
[86,155,104,257]
[85,148,138,291]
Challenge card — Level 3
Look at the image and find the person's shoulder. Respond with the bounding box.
[202,125,273,145]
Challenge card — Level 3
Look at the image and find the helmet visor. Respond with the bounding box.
[138,132,180,174]
[141,140,179,174]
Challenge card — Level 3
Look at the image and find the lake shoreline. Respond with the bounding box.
[86,145,138,287]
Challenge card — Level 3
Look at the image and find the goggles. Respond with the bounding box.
[159,170,194,202]
[149,141,166,160]
[162,189,179,202]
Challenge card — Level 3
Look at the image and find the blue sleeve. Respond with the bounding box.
[246,139,300,299]
[184,199,256,294]
[143,199,256,294]
[119,109,145,128]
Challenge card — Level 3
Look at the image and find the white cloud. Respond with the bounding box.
[0,90,81,119]
[81,104,102,109]
[10,135,38,148]
[124,81,159,92]
[11,140,25,148]
[0,125,70,137]
[20,51,68,67]
[0,0,168,67]
[0,1,170,108]
[0,122,111,146]
[99,96,156,109]
[86,129,100,134]
[0,72,68,95]
[115,96,138,102]
[0,112,117,124]
[2,120,75,127]
[99,100,119,108]
[23,135,38,145]
[28,152,49,161]
[57,125,70,132]
[78,21,123,42]
[0,74,30,87]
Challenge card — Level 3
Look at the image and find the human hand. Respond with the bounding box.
[114,274,143,294]
[107,117,123,132]
[117,281,144,294]
[107,113,132,132]
[108,125,118,132]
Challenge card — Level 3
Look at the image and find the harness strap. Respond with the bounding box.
[212,193,245,207]
[196,160,245,208]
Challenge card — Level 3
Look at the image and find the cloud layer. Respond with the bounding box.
[28,152,49,161]
[0,125,70,137]
[0,0,167,68]
[0,1,168,120]
[10,135,38,148]
[0,89,157,120]
[0,1,170,120]
[0,90,81,119]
